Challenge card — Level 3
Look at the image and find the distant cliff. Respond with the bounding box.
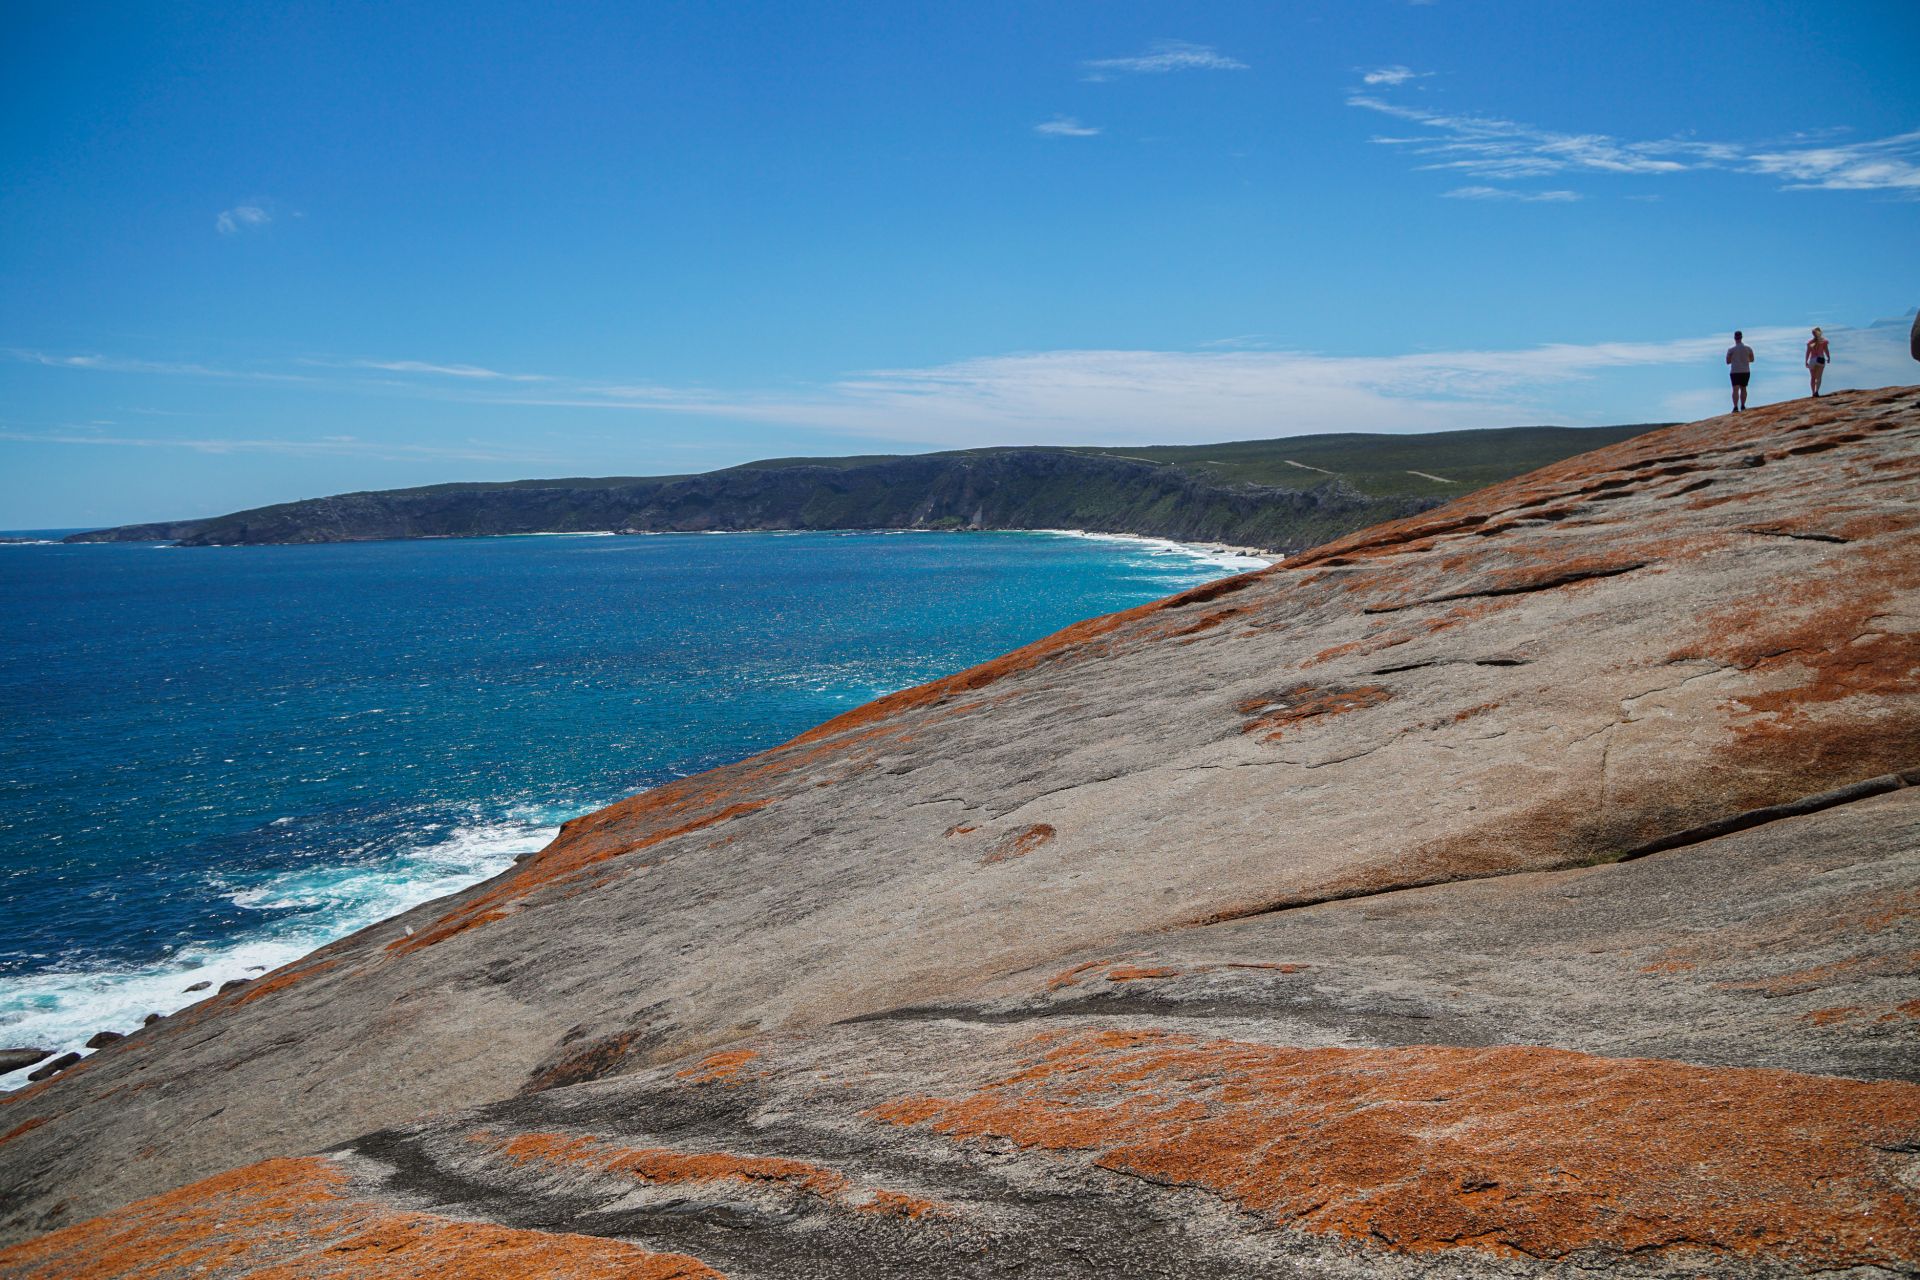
[64,424,1661,553]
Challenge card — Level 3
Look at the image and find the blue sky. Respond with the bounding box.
[3,1,1917,527]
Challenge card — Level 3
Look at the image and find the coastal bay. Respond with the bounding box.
[0,529,1258,1084]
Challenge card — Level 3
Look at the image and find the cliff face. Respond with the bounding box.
[62,427,1661,553]
[3,389,1917,1277]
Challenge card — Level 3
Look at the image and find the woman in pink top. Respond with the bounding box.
[1804,327,1832,397]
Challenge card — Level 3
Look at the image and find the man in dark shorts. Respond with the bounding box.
[1726,331,1755,412]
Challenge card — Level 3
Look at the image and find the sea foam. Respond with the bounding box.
[0,815,557,1089]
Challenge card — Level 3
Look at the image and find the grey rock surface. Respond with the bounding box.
[2,388,1917,1276]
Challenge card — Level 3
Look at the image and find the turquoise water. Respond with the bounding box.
[0,529,1260,1080]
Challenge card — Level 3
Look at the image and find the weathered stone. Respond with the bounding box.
[181,981,210,993]
[2,389,1916,1276]
[22,1053,81,1084]
[0,1050,50,1076]
[82,1032,123,1051]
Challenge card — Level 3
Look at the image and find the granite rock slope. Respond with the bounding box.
[2,388,1917,1276]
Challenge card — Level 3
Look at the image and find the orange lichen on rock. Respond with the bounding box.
[486,1131,851,1198]
[1851,887,1920,933]
[1240,684,1391,741]
[1715,950,1920,997]
[1803,1006,1866,1026]
[227,958,340,1009]
[859,1189,940,1220]
[868,1030,1920,1267]
[1165,606,1250,639]
[1045,959,1110,991]
[980,823,1056,865]
[522,1026,659,1093]
[1104,965,1179,981]
[0,1116,48,1147]
[475,1131,945,1222]
[1667,525,1920,752]
[0,1155,723,1279]
[388,797,770,955]
[1361,550,1652,615]
[675,1048,759,1084]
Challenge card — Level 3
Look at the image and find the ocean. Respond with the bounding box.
[0,528,1262,1084]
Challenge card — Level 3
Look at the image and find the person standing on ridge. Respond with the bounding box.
[1726,331,1755,412]
[1805,326,1832,397]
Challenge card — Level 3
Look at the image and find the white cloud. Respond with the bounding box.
[1350,95,1713,178]
[5,349,314,383]
[0,430,552,464]
[1035,115,1101,138]
[1745,129,1920,193]
[16,319,1911,454]
[526,316,1916,447]
[1444,185,1581,202]
[1082,41,1247,78]
[1362,66,1428,87]
[215,204,272,235]
[1351,91,1920,196]
[346,359,551,382]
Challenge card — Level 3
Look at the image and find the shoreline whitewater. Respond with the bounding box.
[0,529,1260,1089]
[42,524,1283,562]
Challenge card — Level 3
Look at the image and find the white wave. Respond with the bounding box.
[0,816,557,1090]
[1026,529,1274,573]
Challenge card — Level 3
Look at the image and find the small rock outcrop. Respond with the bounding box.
[0,1051,49,1077]
[2,389,1916,1276]
[20,1054,80,1085]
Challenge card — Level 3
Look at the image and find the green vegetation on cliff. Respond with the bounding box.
[67,423,1663,553]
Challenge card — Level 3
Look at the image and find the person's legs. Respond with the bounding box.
[1731,375,1741,411]
[1811,362,1824,396]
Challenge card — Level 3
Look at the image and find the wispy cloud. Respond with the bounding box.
[1361,65,1428,87]
[339,359,552,382]
[1350,94,1717,178]
[215,204,272,235]
[5,349,315,383]
[470,322,1903,447]
[1082,41,1247,80]
[1444,185,1581,202]
[15,320,1910,454]
[1034,115,1101,138]
[0,429,551,464]
[1745,129,1920,192]
[1351,90,1920,197]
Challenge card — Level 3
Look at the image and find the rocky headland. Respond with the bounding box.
[60,424,1657,555]
[2,389,1916,1277]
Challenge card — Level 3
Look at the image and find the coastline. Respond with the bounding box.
[0,528,1260,1090]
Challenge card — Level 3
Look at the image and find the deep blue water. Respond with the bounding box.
[0,528,1259,1080]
